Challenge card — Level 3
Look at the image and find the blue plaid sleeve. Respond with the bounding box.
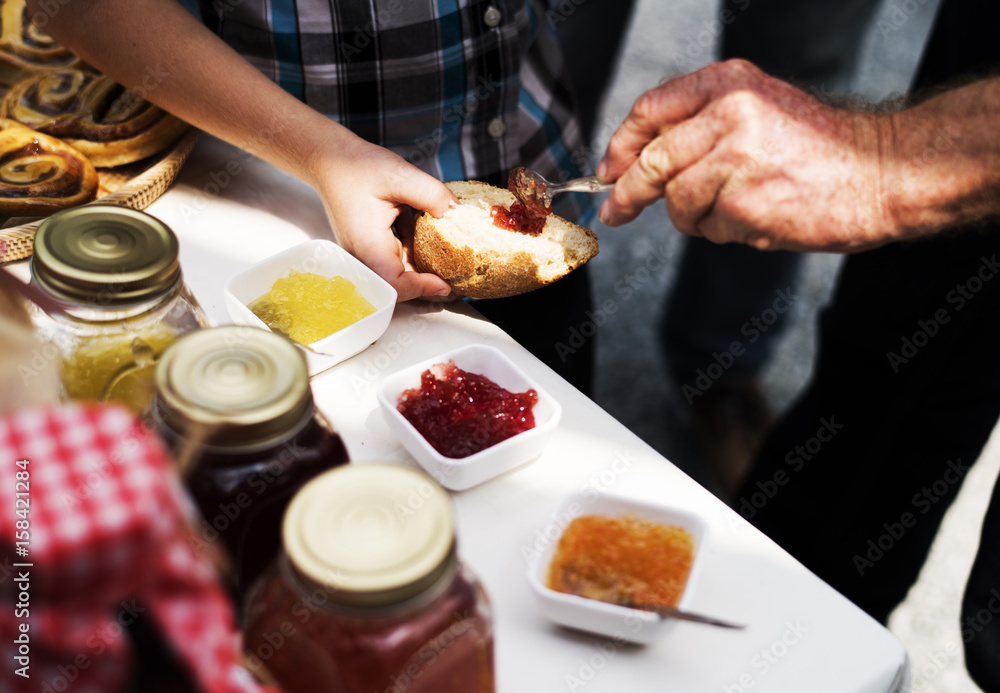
[196,0,593,224]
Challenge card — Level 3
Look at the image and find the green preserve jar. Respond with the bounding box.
[29,205,208,414]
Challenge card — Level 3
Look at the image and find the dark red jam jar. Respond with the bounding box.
[151,326,348,607]
[242,464,495,693]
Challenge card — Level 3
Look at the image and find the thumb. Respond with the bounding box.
[384,160,458,219]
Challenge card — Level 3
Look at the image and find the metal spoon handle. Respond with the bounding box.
[549,175,615,195]
[628,602,746,630]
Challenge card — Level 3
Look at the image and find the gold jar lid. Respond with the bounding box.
[283,464,457,608]
[31,205,180,304]
[154,326,312,447]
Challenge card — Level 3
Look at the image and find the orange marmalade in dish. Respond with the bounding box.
[547,514,695,608]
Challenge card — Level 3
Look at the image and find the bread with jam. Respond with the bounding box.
[414,180,598,299]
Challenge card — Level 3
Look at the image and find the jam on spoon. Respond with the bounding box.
[489,167,552,235]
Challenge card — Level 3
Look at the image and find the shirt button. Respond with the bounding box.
[487,117,506,138]
[483,5,502,27]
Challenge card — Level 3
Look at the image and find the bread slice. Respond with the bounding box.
[414,180,599,299]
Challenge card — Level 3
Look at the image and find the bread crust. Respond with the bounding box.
[414,180,598,299]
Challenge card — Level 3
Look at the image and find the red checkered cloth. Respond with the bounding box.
[0,402,279,693]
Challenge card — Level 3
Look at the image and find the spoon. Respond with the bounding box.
[99,337,160,406]
[621,599,746,630]
[509,167,614,214]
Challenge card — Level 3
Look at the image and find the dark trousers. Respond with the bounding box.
[738,228,1000,689]
[474,265,595,396]
[738,2,1000,689]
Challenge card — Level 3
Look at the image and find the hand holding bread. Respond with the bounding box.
[309,137,458,302]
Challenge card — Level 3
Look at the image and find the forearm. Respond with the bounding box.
[24,0,461,301]
[27,0,364,189]
[884,77,1000,239]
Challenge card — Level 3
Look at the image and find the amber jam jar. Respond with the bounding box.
[28,206,208,414]
[151,326,349,606]
[242,464,495,693]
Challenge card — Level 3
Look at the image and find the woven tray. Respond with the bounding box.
[0,128,199,264]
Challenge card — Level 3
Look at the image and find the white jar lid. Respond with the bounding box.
[283,463,456,607]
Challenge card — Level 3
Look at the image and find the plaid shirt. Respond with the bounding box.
[197,0,593,222]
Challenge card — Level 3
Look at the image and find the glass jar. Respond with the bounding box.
[242,464,495,693]
[151,325,349,606]
[28,205,208,414]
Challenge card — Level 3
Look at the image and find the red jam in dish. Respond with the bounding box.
[397,360,538,458]
[490,201,547,235]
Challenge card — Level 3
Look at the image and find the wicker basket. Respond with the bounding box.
[0,128,199,264]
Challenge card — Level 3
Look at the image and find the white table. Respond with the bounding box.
[80,135,918,692]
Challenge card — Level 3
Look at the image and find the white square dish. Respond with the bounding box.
[376,344,561,491]
[527,491,709,644]
[225,239,397,374]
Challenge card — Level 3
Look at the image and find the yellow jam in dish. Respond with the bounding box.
[249,271,376,346]
[547,514,695,608]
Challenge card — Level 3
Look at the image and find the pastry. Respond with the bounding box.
[0,117,98,217]
[414,180,599,299]
[1,68,190,167]
[0,0,84,85]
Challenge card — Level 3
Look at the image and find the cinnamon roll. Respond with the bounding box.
[0,117,97,217]
[0,0,84,85]
[1,68,190,167]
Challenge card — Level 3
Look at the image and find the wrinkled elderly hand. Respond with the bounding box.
[596,60,899,252]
